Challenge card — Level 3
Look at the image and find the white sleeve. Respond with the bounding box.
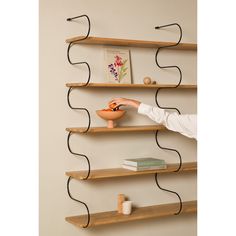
[138,103,197,140]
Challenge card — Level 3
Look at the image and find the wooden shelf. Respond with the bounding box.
[66,36,197,50]
[66,82,197,89]
[66,125,166,133]
[66,162,197,180]
[65,200,197,228]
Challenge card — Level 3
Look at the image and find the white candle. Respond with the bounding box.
[122,201,132,215]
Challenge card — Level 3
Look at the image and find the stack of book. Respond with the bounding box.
[122,158,167,171]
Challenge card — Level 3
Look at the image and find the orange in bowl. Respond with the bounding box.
[109,102,118,110]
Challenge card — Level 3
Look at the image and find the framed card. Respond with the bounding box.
[104,48,132,84]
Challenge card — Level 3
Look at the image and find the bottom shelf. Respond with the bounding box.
[65,200,197,228]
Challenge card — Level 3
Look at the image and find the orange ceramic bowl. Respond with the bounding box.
[96,109,126,121]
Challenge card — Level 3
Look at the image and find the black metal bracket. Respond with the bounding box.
[155,130,182,172]
[66,15,91,86]
[154,23,183,115]
[154,129,182,214]
[153,24,184,216]
[155,23,182,86]
[155,88,181,115]
[67,176,90,227]
[67,87,91,132]
[67,131,91,179]
[154,173,182,215]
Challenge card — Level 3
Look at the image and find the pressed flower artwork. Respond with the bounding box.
[104,48,131,84]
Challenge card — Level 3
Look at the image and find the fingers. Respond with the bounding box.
[108,98,124,106]
[108,98,140,109]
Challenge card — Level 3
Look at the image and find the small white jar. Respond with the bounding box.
[122,201,132,215]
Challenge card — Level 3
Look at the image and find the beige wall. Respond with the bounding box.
[39,0,197,235]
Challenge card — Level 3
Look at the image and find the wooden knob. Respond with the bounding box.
[143,77,152,85]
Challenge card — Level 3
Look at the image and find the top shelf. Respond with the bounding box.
[66,36,197,50]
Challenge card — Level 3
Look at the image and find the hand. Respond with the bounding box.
[108,98,141,109]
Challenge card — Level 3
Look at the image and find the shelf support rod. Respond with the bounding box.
[66,14,91,86]
[155,88,181,115]
[67,87,91,132]
[67,131,91,179]
[153,24,184,214]
[154,174,183,215]
[67,177,90,227]
[155,130,182,172]
[154,23,183,114]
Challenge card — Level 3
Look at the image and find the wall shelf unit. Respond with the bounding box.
[66,162,197,180]
[66,200,197,228]
[66,36,197,50]
[66,82,197,89]
[65,14,197,230]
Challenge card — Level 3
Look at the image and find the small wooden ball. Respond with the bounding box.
[152,81,157,84]
[143,77,152,85]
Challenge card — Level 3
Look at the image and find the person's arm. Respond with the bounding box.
[109,98,197,140]
[138,103,197,139]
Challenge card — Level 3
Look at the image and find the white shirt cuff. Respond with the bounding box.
[137,103,153,115]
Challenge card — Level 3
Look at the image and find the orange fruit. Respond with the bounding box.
[109,103,117,110]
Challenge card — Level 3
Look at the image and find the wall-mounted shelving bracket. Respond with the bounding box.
[154,173,182,215]
[67,87,91,131]
[154,23,183,114]
[67,131,91,179]
[154,129,183,214]
[66,14,91,86]
[155,130,182,171]
[155,88,181,115]
[67,176,90,228]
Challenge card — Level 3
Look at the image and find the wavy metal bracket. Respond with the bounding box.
[67,87,91,132]
[67,177,90,227]
[155,130,182,172]
[67,131,91,179]
[155,88,181,115]
[154,173,182,215]
[66,14,91,86]
[154,23,183,115]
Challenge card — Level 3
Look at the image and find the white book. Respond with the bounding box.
[122,164,167,171]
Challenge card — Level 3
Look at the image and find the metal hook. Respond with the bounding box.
[155,130,182,172]
[67,87,91,132]
[154,23,183,114]
[66,15,91,85]
[67,131,91,179]
[154,173,182,215]
[155,23,182,49]
[66,15,91,39]
[67,177,90,227]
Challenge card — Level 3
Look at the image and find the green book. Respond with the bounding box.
[123,158,165,167]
